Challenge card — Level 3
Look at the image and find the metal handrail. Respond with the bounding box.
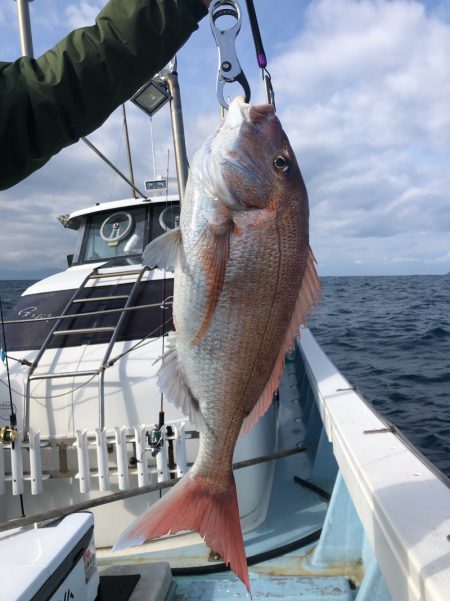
[22,266,161,437]
[98,266,151,430]
[23,268,97,435]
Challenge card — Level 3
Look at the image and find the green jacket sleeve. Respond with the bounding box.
[0,0,208,191]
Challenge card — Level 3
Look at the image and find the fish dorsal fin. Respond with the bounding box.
[191,218,233,345]
[157,338,208,433]
[240,246,321,436]
[142,227,181,272]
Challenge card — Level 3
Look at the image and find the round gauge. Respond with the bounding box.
[100,212,133,246]
[159,206,181,231]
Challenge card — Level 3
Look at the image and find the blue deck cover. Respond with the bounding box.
[176,574,353,600]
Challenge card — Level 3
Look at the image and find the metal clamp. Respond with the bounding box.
[209,0,251,109]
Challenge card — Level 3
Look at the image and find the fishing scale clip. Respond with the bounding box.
[209,0,251,109]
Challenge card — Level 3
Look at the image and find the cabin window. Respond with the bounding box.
[76,202,180,265]
[81,207,147,262]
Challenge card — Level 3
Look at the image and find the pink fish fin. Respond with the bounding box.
[113,470,251,594]
[240,247,321,437]
[142,226,182,272]
[191,218,233,345]
[156,342,209,434]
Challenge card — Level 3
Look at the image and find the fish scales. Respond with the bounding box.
[176,200,307,470]
[114,97,320,593]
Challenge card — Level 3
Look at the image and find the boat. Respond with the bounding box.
[2,308,450,600]
[1,1,449,599]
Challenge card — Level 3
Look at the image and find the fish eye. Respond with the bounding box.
[273,154,289,172]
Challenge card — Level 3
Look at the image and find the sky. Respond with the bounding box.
[1,0,450,278]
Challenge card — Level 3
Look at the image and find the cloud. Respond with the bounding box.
[1,0,449,277]
[0,96,179,278]
[387,256,421,264]
[268,0,450,273]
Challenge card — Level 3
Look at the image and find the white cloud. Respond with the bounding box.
[1,0,449,277]
[387,256,421,264]
[267,0,450,273]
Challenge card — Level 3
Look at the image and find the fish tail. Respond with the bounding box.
[113,470,250,593]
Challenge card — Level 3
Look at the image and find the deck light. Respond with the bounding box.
[131,79,171,117]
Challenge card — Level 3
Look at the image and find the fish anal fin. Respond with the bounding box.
[191,218,233,345]
[240,246,321,436]
[156,342,208,433]
[113,470,251,594]
[142,227,181,272]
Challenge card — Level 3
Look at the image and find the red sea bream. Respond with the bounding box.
[114,97,320,592]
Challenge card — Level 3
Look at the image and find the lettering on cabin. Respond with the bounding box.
[18,306,54,320]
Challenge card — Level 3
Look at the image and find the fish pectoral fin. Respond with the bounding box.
[157,343,208,433]
[191,219,233,345]
[142,227,181,272]
[240,246,321,437]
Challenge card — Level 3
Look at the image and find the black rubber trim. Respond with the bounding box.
[293,476,331,502]
[171,528,322,576]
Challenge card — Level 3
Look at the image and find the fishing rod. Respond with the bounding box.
[244,0,275,107]
[0,297,17,444]
[0,296,25,517]
[244,0,267,69]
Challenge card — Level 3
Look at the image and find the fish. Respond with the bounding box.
[113,96,320,592]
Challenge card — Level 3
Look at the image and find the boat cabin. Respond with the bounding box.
[61,195,181,267]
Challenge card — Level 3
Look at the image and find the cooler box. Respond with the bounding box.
[0,512,99,601]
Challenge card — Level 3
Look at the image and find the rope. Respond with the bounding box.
[104,315,173,366]
[0,373,97,400]
[0,315,174,401]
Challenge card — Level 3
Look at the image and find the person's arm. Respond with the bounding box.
[0,0,209,191]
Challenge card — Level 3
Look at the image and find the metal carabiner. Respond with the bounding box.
[209,0,251,109]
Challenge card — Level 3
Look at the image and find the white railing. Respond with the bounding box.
[0,421,189,496]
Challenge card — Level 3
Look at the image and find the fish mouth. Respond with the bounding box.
[196,97,276,210]
[226,96,275,127]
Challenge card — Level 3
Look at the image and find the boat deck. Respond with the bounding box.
[175,573,353,600]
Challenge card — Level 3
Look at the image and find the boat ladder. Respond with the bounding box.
[23,266,152,435]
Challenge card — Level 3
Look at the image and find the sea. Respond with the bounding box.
[0,276,449,478]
